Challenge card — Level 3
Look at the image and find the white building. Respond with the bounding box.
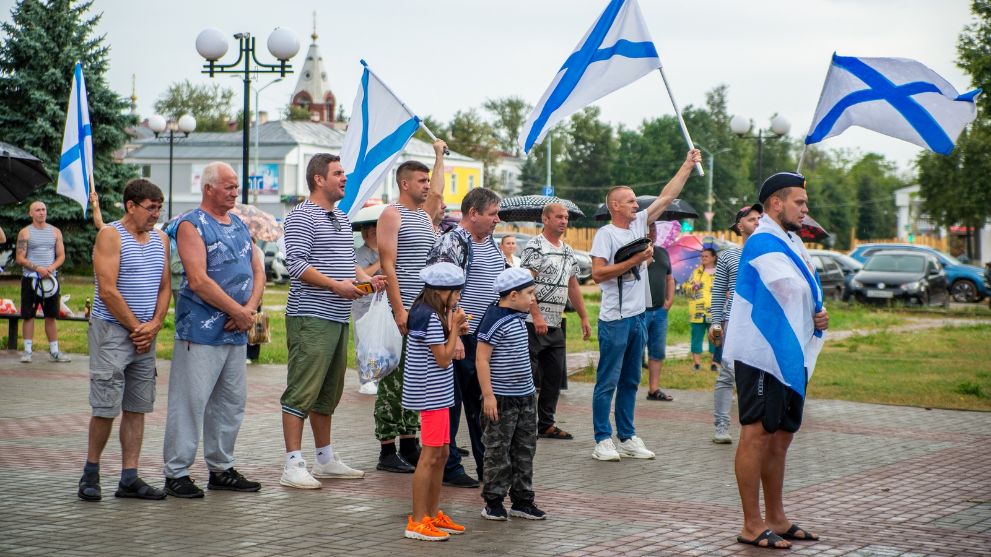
[894,184,990,265]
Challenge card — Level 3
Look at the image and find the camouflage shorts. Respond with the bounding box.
[373,338,419,440]
[480,393,537,504]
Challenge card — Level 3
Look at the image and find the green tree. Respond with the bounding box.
[154,79,234,132]
[0,0,137,267]
[482,96,531,156]
[283,103,311,121]
[412,114,447,144]
[446,108,500,190]
[849,153,902,239]
[559,107,615,217]
[519,127,569,197]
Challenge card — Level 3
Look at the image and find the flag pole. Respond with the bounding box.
[657,67,704,177]
[796,145,808,174]
[361,60,448,155]
[797,55,835,174]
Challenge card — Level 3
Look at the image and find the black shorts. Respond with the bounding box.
[735,360,804,433]
[20,276,60,318]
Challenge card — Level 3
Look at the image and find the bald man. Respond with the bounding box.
[16,201,69,363]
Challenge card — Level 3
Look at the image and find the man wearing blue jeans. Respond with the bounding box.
[589,149,701,461]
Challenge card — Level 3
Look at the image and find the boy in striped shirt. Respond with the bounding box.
[476,267,545,521]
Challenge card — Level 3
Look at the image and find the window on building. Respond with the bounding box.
[468,175,475,189]
[141,165,151,178]
[450,174,457,194]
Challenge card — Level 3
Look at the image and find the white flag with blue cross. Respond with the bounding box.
[337,60,421,218]
[518,0,661,155]
[57,61,93,217]
[804,54,981,155]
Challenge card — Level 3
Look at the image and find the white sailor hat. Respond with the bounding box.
[419,261,465,290]
[493,267,534,297]
[34,273,59,299]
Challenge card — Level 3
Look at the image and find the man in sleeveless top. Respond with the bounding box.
[278,154,386,489]
[78,179,171,502]
[163,162,265,498]
[374,140,446,473]
[15,201,69,363]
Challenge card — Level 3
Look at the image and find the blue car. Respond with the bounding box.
[849,243,989,303]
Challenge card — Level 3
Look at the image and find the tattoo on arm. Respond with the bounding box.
[16,239,27,255]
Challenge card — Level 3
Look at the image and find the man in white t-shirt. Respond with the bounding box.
[589,149,702,461]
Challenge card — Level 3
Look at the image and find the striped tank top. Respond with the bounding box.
[22,224,56,276]
[394,204,437,309]
[92,221,165,324]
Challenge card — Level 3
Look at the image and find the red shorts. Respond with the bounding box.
[419,408,450,447]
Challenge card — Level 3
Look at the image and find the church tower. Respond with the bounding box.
[290,12,336,122]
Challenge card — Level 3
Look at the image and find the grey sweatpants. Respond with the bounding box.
[163,341,247,479]
[713,361,735,429]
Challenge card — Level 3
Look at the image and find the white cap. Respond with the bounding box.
[493,267,534,297]
[419,261,465,290]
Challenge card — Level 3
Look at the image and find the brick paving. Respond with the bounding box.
[1,352,989,556]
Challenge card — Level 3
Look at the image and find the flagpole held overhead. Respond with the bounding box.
[657,67,704,177]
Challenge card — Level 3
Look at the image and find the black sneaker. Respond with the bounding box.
[442,472,479,488]
[376,452,415,473]
[510,502,547,520]
[481,500,508,521]
[165,476,204,498]
[208,468,261,492]
[457,446,470,456]
[400,449,421,467]
[114,478,166,500]
[77,474,101,502]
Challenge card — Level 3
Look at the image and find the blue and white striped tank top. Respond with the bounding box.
[22,224,56,276]
[92,221,165,324]
[394,204,437,309]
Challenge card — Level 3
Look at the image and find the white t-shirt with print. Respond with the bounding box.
[590,210,650,322]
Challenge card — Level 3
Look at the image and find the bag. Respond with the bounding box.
[247,311,271,345]
[613,237,651,313]
[355,293,403,383]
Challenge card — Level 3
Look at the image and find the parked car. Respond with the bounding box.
[848,251,949,307]
[494,231,593,284]
[259,240,289,283]
[809,249,863,301]
[810,254,846,301]
[849,243,988,303]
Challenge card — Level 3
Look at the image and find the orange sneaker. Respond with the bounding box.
[404,515,450,541]
[433,510,466,535]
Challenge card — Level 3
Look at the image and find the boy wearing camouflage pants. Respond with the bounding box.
[476,267,546,521]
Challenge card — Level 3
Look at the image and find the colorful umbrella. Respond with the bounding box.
[231,203,282,242]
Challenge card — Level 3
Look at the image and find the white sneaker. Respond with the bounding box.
[49,351,72,363]
[280,459,322,489]
[712,425,733,444]
[357,381,378,395]
[19,351,32,363]
[592,438,621,461]
[311,456,365,479]
[616,436,656,459]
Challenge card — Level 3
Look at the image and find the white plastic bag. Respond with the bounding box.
[355,292,403,384]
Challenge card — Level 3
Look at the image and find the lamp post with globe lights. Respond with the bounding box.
[195,27,299,204]
[148,114,197,220]
[729,114,791,191]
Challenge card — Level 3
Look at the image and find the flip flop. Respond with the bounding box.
[538,426,573,440]
[737,529,791,549]
[780,523,819,541]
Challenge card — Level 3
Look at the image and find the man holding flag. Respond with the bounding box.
[722,172,828,549]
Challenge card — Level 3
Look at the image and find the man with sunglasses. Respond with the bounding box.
[79,179,172,501]
[279,153,386,489]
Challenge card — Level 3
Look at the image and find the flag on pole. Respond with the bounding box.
[337,60,421,218]
[57,62,93,217]
[519,0,661,154]
[804,54,981,155]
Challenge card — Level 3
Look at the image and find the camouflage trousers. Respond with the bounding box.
[480,393,537,504]
[374,337,419,440]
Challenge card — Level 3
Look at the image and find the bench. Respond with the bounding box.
[0,314,89,350]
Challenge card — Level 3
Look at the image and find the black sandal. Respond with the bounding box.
[780,523,819,541]
[646,389,673,401]
[737,529,791,549]
[78,476,101,502]
[114,478,167,500]
[538,426,574,440]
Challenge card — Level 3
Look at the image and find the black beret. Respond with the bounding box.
[758,172,806,203]
[728,203,764,234]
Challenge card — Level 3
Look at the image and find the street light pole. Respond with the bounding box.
[252,78,282,204]
[694,144,731,231]
[196,27,299,205]
[149,114,196,220]
[730,115,791,193]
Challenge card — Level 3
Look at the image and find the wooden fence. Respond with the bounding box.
[498,225,823,252]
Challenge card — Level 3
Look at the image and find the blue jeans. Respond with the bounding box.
[592,313,647,443]
[644,307,668,361]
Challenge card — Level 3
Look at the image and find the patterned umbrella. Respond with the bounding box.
[594,196,698,221]
[231,203,282,242]
[498,195,584,223]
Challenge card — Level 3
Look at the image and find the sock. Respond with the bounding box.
[120,468,138,486]
[83,461,99,480]
[24,340,32,353]
[399,437,419,456]
[379,442,396,459]
[286,450,303,467]
[49,341,59,354]
[315,445,334,465]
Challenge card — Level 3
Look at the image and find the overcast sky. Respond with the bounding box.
[0,0,977,174]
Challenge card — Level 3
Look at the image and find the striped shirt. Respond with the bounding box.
[394,204,437,309]
[92,221,165,324]
[22,224,56,276]
[284,200,356,324]
[402,303,455,411]
[477,305,535,397]
[455,229,505,335]
[710,246,741,325]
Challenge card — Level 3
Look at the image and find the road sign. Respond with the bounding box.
[543,185,554,196]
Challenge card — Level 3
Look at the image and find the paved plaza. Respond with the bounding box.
[1,351,989,557]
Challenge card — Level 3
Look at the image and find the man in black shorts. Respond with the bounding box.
[722,172,830,550]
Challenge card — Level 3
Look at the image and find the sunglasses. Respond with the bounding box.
[326,211,342,232]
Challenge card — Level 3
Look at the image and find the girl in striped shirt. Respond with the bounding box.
[402,262,469,542]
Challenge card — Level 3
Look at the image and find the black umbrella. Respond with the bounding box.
[0,142,52,206]
[593,196,698,221]
[498,195,585,223]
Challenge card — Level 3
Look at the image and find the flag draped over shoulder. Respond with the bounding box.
[57,61,93,217]
[804,54,981,155]
[722,215,825,398]
[518,0,661,154]
[337,61,421,218]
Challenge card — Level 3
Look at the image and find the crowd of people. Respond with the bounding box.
[7,137,829,548]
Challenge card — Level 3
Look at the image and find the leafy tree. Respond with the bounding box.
[154,79,234,132]
[482,96,532,156]
[519,126,569,197]
[559,107,615,217]
[849,153,902,239]
[283,103,311,121]
[446,108,500,189]
[412,114,448,145]
[0,0,137,268]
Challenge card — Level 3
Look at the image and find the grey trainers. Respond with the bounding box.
[19,351,32,363]
[49,351,72,363]
[712,425,733,444]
